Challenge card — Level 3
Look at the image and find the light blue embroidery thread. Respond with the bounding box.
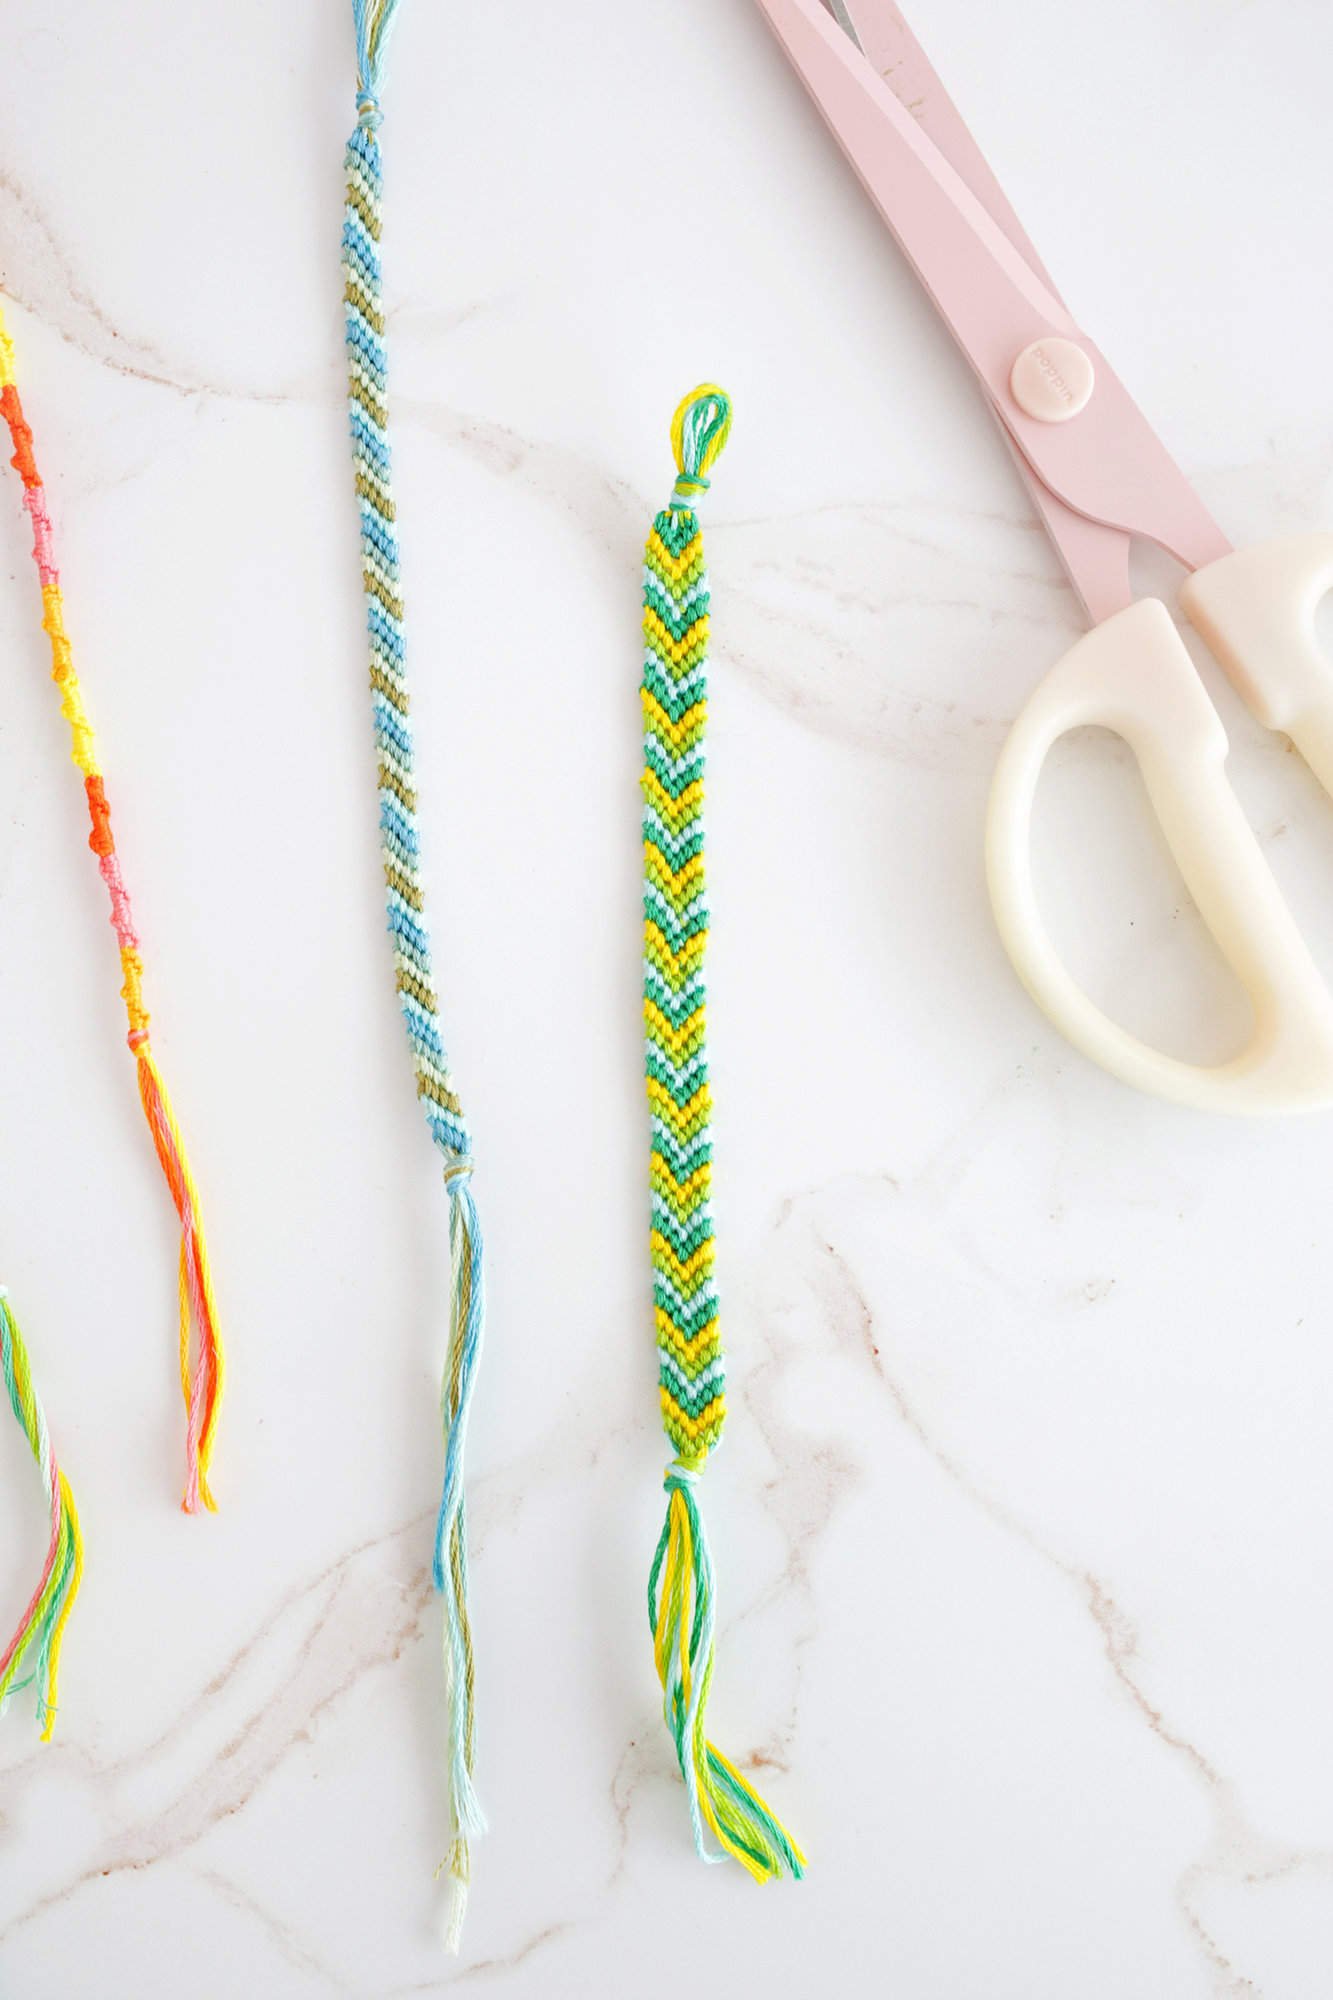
[344,0,486,1950]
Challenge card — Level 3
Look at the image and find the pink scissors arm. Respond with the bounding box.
[755,0,1230,593]
[836,0,1060,292]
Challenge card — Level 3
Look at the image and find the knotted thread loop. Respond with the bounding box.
[669,384,733,507]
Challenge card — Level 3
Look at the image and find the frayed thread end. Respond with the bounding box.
[432,1169,487,1949]
[134,1045,224,1513]
[0,1303,85,1739]
[649,1467,805,1882]
[436,1837,470,1955]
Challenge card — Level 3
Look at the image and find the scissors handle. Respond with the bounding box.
[1182,535,1333,796]
[987,539,1333,1113]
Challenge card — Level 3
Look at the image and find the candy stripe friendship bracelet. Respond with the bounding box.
[0,308,224,1514]
[344,0,487,1947]
[0,1293,83,1739]
[642,388,804,1881]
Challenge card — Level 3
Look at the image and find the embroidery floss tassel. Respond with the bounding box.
[344,0,487,1948]
[434,1163,485,1953]
[0,1292,84,1740]
[642,387,804,1881]
[0,307,224,1514]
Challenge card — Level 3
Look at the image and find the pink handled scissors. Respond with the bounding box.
[755,0,1333,1114]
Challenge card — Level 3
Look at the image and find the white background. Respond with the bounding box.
[1,2,1332,1994]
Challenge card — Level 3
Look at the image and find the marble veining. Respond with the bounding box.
[1,2,1333,1995]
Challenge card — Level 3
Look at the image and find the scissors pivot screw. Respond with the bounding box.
[1009,337,1094,424]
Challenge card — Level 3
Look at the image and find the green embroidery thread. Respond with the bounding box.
[642,386,804,1881]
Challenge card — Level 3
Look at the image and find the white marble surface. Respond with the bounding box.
[1,1,1333,1993]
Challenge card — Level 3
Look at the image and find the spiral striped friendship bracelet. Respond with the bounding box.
[0,307,224,1515]
[642,387,805,1882]
[0,1291,84,1741]
[344,0,487,1950]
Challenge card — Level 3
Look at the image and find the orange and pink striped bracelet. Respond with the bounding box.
[0,305,224,1514]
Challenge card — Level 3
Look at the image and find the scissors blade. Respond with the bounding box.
[822,0,863,44]
[836,0,1061,297]
[755,0,1230,587]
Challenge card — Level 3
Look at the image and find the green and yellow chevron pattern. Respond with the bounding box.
[640,389,804,1885]
[643,496,725,1469]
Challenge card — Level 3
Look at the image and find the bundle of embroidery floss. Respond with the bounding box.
[0,307,224,1515]
[641,387,805,1881]
[343,0,488,1950]
[0,1291,83,1740]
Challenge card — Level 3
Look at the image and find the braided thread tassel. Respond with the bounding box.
[0,308,224,1514]
[345,0,486,1948]
[0,1292,84,1740]
[642,388,804,1882]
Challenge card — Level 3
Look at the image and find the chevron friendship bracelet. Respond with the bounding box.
[642,388,804,1882]
[0,1292,84,1740]
[344,0,487,1950]
[0,307,224,1515]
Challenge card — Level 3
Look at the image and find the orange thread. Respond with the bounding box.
[0,310,224,1509]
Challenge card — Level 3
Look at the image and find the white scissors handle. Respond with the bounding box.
[1184,535,1333,796]
[987,536,1333,1114]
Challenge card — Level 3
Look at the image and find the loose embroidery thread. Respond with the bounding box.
[344,0,487,1949]
[0,307,224,1515]
[0,1292,84,1739]
[642,387,805,1881]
